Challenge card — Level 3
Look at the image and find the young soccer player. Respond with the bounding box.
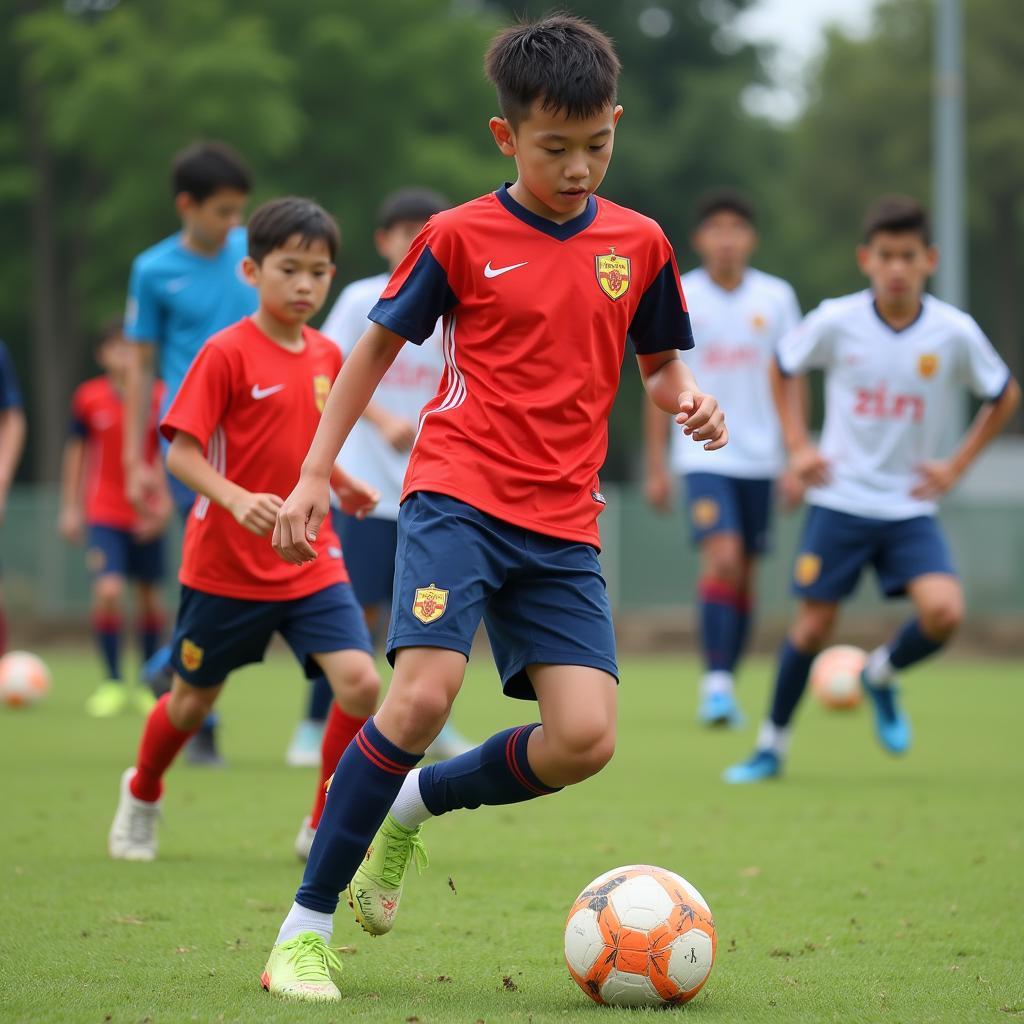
[0,340,26,654]
[645,190,802,727]
[59,321,169,716]
[261,15,727,1001]
[725,195,1020,784]
[108,197,382,861]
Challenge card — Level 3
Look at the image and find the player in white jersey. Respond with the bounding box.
[725,196,1020,783]
[646,190,801,726]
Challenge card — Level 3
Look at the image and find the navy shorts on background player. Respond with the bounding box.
[683,472,774,555]
[332,511,399,608]
[87,524,165,583]
[792,506,957,602]
[170,582,372,687]
[386,491,618,701]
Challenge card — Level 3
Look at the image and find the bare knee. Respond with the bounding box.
[789,602,838,653]
[166,681,218,731]
[340,664,380,718]
[542,724,616,786]
[94,575,124,614]
[919,595,964,639]
[701,537,745,589]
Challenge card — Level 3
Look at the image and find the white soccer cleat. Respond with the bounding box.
[294,816,316,862]
[108,768,161,861]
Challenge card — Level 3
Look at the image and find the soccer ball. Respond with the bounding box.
[810,644,866,710]
[564,864,716,1007]
[0,651,52,708]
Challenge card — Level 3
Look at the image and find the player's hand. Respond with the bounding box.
[134,480,173,542]
[273,474,330,564]
[379,413,417,452]
[125,461,159,515]
[645,467,672,513]
[676,390,727,451]
[912,459,960,499]
[229,490,283,537]
[789,444,830,488]
[778,468,806,512]
[58,507,84,544]
[332,476,381,520]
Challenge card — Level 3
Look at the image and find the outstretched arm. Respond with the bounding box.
[637,351,727,451]
[643,398,672,512]
[770,359,829,487]
[122,341,158,512]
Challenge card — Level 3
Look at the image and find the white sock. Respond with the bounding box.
[276,901,332,945]
[701,670,735,699]
[863,646,894,687]
[757,720,791,757]
[389,768,433,829]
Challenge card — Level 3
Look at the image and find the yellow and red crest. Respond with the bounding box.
[918,353,939,379]
[750,313,767,332]
[595,250,631,301]
[794,553,822,587]
[412,583,449,625]
[180,638,204,672]
[692,498,720,529]
[313,374,331,413]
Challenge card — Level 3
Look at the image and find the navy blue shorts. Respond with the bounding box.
[169,582,373,687]
[682,472,774,555]
[332,511,399,608]
[792,506,957,602]
[386,491,618,701]
[86,524,165,583]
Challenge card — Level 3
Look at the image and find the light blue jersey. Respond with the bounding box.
[124,225,256,407]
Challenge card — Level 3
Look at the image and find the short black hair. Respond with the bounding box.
[376,188,449,230]
[693,188,757,229]
[171,141,251,202]
[863,195,932,245]
[485,14,621,127]
[247,197,340,264]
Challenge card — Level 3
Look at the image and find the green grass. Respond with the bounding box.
[1,648,1023,1023]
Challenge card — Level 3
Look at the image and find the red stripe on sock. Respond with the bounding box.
[698,578,743,607]
[505,726,549,797]
[130,694,196,802]
[355,730,409,776]
[93,612,123,634]
[310,704,367,829]
[138,613,165,633]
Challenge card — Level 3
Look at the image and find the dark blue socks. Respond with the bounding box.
[306,674,333,722]
[887,618,945,670]
[769,638,816,728]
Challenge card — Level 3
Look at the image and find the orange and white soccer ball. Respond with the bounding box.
[0,651,52,708]
[564,864,716,1007]
[810,644,866,710]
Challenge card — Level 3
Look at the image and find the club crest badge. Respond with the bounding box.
[918,353,939,379]
[692,498,720,528]
[180,638,204,672]
[595,248,631,301]
[313,374,331,413]
[794,553,822,587]
[412,583,449,624]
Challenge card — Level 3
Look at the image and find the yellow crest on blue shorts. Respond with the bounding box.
[595,249,630,301]
[313,374,331,413]
[412,583,448,624]
[794,553,822,587]
[180,638,204,672]
[692,498,720,528]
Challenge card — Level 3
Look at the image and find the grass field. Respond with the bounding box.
[1,647,1022,1023]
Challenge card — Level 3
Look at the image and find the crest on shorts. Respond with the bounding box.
[180,638,204,672]
[313,374,331,413]
[794,553,822,587]
[412,583,448,624]
[595,248,631,301]
[692,498,720,529]
[918,353,939,379]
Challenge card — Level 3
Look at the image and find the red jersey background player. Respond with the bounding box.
[107,198,381,864]
[263,15,727,1001]
[60,322,170,718]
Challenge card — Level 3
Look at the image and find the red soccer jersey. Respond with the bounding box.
[160,317,348,601]
[70,376,164,530]
[370,186,693,547]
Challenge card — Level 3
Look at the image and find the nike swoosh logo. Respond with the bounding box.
[251,384,285,400]
[484,260,528,279]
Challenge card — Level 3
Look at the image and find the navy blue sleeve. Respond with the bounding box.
[68,414,88,439]
[628,259,694,356]
[368,246,458,345]
[0,343,23,411]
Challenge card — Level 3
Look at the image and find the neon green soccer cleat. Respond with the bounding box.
[348,814,428,936]
[260,932,342,1002]
[86,681,129,718]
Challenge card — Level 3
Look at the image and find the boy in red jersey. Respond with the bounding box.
[261,15,727,1002]
[60,321,169,717]
[108,198,382,863]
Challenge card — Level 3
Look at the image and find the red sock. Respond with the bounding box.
[310,702,367,829]
[130,694,197,802]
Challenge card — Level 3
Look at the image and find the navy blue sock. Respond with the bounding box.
[139,613,164,664]
[769,638,816,728]
[726,595,753,673]
[93,613,122,681]
[887,618,945,671]
[306,675,333,723]
[296,717,422,913]
[418,723,560,815]
[699,579,742,672]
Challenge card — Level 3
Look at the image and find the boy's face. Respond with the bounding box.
[692,211,757,280]
[176,187,248,250]
[243,235,335,325]
[857,231,937,306]
[375,219,428,271]
[490,100,623,217]
[97,335,130,374]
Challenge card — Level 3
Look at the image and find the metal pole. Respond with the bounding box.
[933,0,966,309]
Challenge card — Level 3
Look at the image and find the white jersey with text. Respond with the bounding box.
[671,267,801,479]
[320,273,444,520]
[777,290,1011,520]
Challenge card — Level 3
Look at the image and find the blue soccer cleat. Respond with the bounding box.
[722,749,781,784]
[860,670,911,755]
[699,690,745,728]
